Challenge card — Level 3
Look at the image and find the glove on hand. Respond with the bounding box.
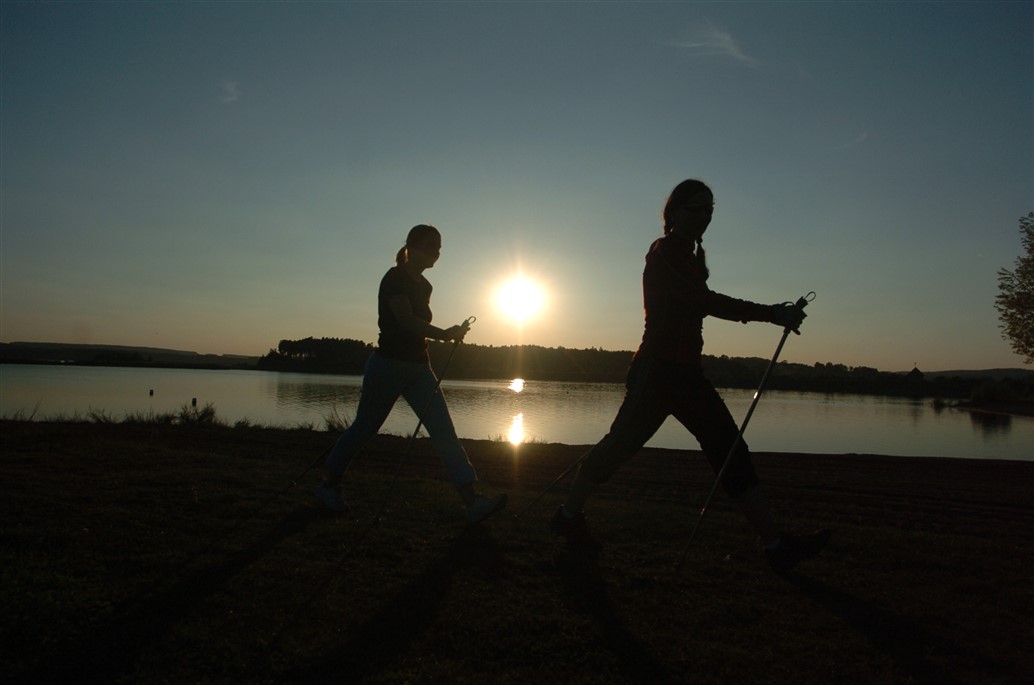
[769,303,807,333]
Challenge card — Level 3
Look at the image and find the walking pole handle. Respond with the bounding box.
[785,291,816,335]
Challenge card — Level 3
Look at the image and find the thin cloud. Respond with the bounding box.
[668,22,758,68]
[834,131,869,150]
[220,81,240,104]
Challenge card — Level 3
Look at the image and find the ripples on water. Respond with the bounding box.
[1,365,1031,460]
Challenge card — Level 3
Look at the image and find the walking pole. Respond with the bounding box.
[675,292,814,571]
[373,316,475,524]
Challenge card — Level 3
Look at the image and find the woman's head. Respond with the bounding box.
[396,224,442,267]
[663,179,713,278]
[662,179,714,236]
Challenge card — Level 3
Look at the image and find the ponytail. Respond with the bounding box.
[396,224,440,265]
[696,239,710,280]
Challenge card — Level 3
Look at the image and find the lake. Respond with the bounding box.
[1,364,1031,460]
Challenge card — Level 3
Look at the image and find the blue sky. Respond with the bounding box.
[2,1,1031,371]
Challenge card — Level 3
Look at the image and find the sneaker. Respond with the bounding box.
[466,493,508,525]
[550,505,597,548]
[314,482,348,512]
[765,529,831,573]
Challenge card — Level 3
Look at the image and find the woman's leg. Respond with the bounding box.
[564,359,669,513]
[670,375,777,545]
[400,364,477,491]
[401,365,508,523]
[324,353,406,485]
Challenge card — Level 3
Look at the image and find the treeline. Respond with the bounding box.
[256,337,1029,399]
[256,337,632,381]
[258,337,375,375]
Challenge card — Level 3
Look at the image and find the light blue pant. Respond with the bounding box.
[325,352,477,488]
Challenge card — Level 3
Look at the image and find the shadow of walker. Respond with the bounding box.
[551,549,676,685]
[786,574,967,685]
[287,525,505,682]
[26,506,323,682]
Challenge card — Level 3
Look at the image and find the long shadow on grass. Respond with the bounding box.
[786,574,968,685]
[284,525,505,682]
[24,506,321,682]
[553,550,675,685]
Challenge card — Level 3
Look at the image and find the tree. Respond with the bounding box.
[995,212,1034,364]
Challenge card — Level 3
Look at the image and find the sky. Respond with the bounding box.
[1,1,1031,372]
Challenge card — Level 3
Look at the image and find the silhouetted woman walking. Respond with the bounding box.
[551,180,829,571]
[316,224,507,525]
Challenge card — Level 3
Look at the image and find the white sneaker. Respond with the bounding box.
[466,493,508,525]
[315,483,348,512]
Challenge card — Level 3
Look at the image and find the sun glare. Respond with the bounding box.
[507,413,526,445]
[496,277,545,325]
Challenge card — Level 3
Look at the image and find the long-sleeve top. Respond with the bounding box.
[634,232,773,367]
[377,266,433,363]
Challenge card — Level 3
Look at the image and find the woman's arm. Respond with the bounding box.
[704,290,774,324]
[706,291,806,330]
[388,295,468,342]
[650,238,798,327]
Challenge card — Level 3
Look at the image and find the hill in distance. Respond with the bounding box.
[0,342,259,368]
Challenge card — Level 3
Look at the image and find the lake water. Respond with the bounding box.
[1,364,1031,460]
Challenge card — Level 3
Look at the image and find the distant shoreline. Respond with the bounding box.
[8,355,1034,405]
[4,357,1034,410]
[0,357,260,372]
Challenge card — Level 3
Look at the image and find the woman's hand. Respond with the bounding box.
[769,303,807,333]
[442,322,470,342]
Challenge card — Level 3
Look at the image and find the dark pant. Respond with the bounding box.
[577,357,760,497]
[325,352,477,487]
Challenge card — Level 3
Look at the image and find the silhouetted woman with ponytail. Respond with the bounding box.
[551,180,830,571]
[315,224,507,525]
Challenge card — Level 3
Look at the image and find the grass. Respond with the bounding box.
[2,401,356,433]
[2,419,1032,684]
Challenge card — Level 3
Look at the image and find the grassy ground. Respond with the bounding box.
[2,420,1032,684]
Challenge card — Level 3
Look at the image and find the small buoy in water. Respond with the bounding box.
[149,389,154,396]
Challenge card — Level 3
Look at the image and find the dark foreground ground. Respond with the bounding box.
[2,420,1032,684]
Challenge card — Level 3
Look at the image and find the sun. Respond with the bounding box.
[495,277,545,324]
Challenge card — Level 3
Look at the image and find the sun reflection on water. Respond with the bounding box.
[507,412,525,445]
[506,378,526,445]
